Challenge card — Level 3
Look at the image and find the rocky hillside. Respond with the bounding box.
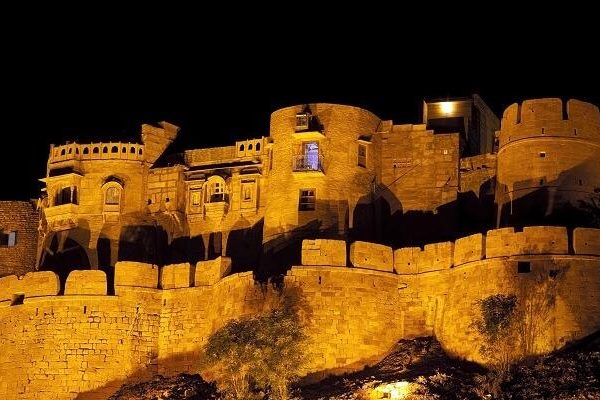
[109,334,600,399]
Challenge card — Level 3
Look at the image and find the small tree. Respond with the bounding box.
[473,294,519,375]
[201,286,308,400]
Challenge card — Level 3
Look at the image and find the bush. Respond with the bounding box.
[201,287,308,400]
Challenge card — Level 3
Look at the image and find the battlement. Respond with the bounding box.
[300,226,600,274]
[49,142,145,164]
[498,99,600,148]
[184,137,267,167]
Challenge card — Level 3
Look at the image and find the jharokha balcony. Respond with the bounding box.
[44,203,79,230]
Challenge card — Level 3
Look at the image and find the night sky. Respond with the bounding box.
[2,26,598,201]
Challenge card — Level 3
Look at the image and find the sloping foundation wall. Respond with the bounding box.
[0,227,599,399]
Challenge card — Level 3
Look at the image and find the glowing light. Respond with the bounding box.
[369,381,412,399]
[440,101,454,114]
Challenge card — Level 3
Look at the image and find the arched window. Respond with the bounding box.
[60,149,66,156]
[93,147,99,154]
[239,144,245,152]
[138,148,143,155]
[83,147,89,155]
[256,142,261,151]
[103,147,108,153]
[105,186,120,205]
[204,176,228,203]
[111,146,118,153]
[130,146,136,153]
[248,143,253,151]
[122,147,126,153]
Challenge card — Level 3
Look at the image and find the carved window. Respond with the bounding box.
[358,144,367,167]
[191,190,202,206]
[205,177,228,203]
[0,231,16,247]
[105,186,120,205]
[56,186,77,205]
[241,181,254,202]
[299,189,316,211]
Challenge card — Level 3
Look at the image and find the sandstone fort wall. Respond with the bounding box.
[1,226,600,399]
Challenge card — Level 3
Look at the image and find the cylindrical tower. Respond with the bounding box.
[495,98,600,227]
[263,103,381,251]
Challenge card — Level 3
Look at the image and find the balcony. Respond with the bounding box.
[44,203,79,230]
[293,154,324,173]
[204,194,229,218]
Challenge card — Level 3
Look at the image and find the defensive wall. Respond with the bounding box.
[1,226,599,399]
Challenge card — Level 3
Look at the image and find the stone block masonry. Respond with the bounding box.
[350,241,393,272]
[0,226,600,399]
[301,239,346,266]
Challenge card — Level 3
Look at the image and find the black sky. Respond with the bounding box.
[2,19,598,200]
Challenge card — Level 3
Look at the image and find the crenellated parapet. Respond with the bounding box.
[49,142,145,164]
[498,98,600,148]
[299,226,600,274]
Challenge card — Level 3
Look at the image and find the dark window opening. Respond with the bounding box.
[60,149,65,156]
[248,144,253,151]
[56,187,78,205]
[130,147,136,153]
[256,142,261,151]
[539,178,545,186]
[518,261,531,273]
[358,144,367,167]
[83,147,89,155]
[0,231,17,246]
[11,293,24,306]
[549,269,560,279]
[539,152,546,158]
[103,147,108,153]
[93,147,99,154]
[111,146,118,153]
[579,179,583,186]
[239,144,244,152]
[299,189,316,211]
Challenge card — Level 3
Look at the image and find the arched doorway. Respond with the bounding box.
[39,234,90,294]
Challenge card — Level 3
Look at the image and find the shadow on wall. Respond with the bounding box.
[497,163,600,229]
[39,226,91,294]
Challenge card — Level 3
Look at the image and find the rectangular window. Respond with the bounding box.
[295,113,309,131]
[358,144,367,167]
[539,151,546,158]
[190,190,201,206]
[517,261,531,273]
[0,231,16,247]
[299,189,316,211]
[241,181,254,202]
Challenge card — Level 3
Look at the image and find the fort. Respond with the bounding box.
[0,96,599,399]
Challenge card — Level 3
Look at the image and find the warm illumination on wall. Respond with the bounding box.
[440,101,454,114]
[369,381,413,399]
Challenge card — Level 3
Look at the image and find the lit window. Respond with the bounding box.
[105,187,120,205]
[0,231,16,247]
[294,142,321,171]
[299,189,316,211]
[358,144,367,167]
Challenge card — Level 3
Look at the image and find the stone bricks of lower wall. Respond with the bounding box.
[454,234,485,266]
[486,226,568,258]
[161,263,192,289]
[301,239,346,266]
[0,271,60,302]
[115,261,159,288]
[65,270,107,295]
[350,241,393,272]
[574,228,600,255]
[393,242,453,274]
[195,257,232,286]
